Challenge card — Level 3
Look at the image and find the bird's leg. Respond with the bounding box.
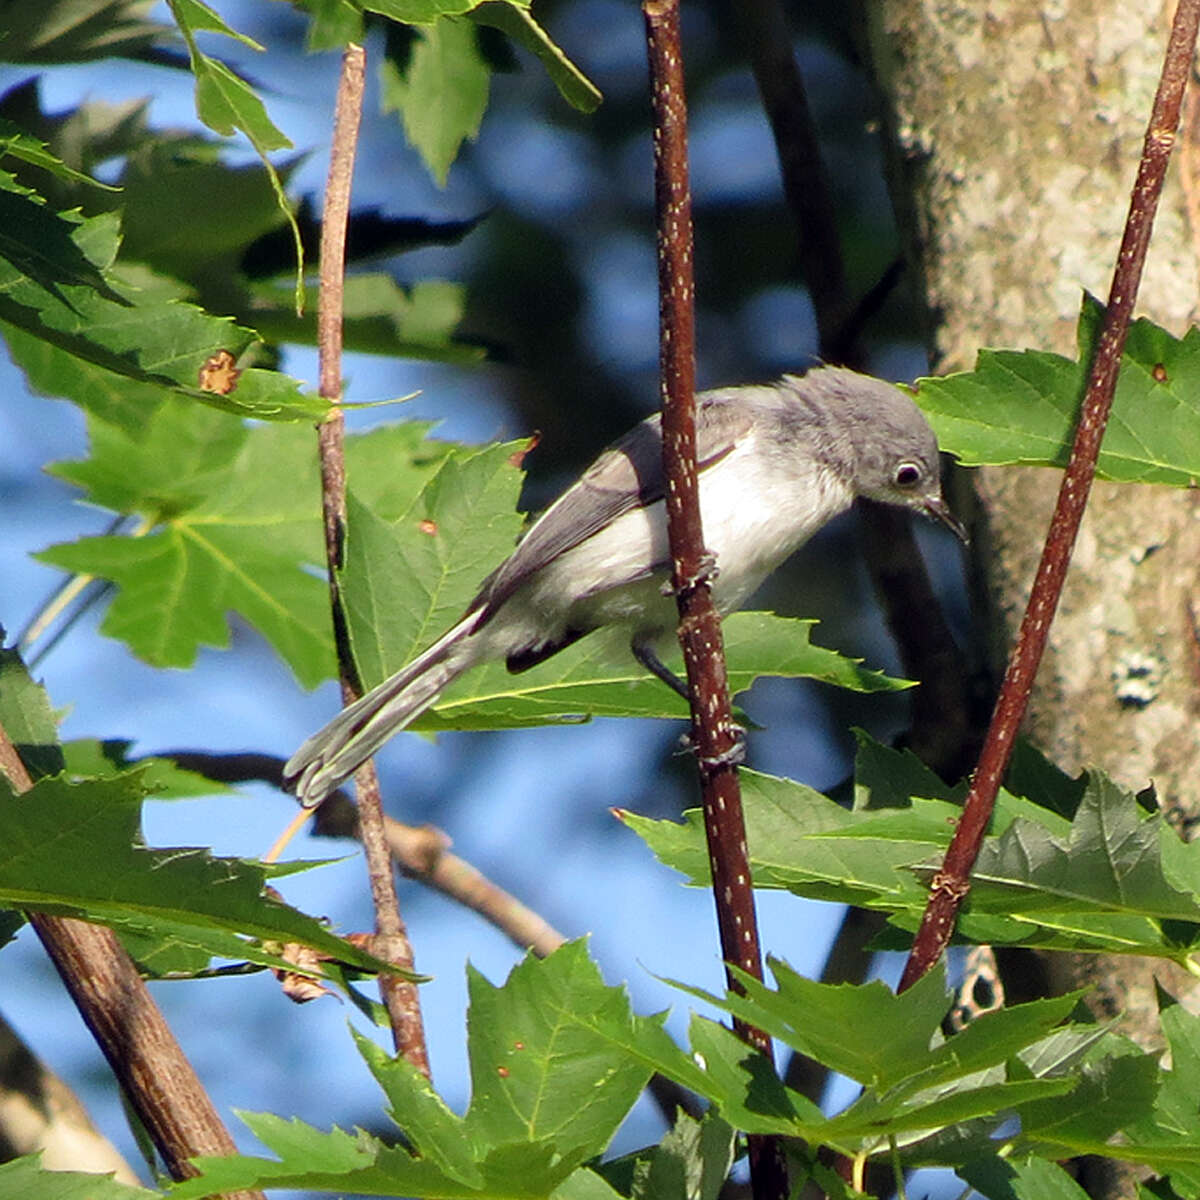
[631,634,747,767]
[631,634,690,700]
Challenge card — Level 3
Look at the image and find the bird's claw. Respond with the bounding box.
[676,723,746,770]
[660,551,720,598]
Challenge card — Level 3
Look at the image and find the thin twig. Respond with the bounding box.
[156,748,701,1128]
[642,4,786,1196]
[0,722,263,1197]
[314,42,429,1071]
[898,0,1200,992]
[159,751,567,958]
[20,572,98,652]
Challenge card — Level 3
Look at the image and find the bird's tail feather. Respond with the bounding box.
[284,611,482,807]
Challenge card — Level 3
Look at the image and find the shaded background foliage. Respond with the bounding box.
[0,0,967,1187]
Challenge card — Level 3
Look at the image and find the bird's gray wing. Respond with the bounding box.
[473,393,754,616]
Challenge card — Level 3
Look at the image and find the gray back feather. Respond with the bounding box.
[472,392,753,615]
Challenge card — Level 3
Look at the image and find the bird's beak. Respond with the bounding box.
[923,495,969,543]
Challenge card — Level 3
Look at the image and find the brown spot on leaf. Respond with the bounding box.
[198,349,241,394]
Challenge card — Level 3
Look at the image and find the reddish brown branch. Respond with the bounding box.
[0,724,262,1196]
[314,43,429,1071]
[642,4,786,1196]
[898,0,1200,992]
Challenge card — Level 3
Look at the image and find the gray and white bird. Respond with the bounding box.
[284,365,964,807]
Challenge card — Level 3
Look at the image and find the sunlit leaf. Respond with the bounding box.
[381,16,490,186]
[918,300,1200,486]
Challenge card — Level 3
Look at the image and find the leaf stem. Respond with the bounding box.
[18,515,150,660]
[898,0,1200,993]
[314,42,429,1072]
[642,3,786,1196]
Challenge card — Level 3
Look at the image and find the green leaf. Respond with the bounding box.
[173,942,687,1198]
[0,189,324,427]
[167,1,284,149]
[1002,738,1088,820]
[295,0,365,51]
[0,769,396,978]
[917,302,1200,486]
[852,728,961,810]
[249,275,484,362]
[1015,1050,1160,1157]
[0,910,27,950]
[683,1014,816,1135]
[624,766,946,909]
[619,1110,736,1200]
[675,959,955,1093]
[166,0,303,305]
[0,1,172,65]
[116,141,296,287]
[1118,994,1200,1194]
[725,614,909,696]
[463,941,657,1160]
[971,774,1200,921]
[60,739,233,798]
[958,1154,1093,1200]
[470,3,601,112]
[381,17,491,186]
[168,0,265,50]
[37,413,519,684]
[0,117,119,190]
[39,404,334,681]
[631,754,1200,962]
[551,1169,627,1200]
[0,1155,158,1199]
[0,178,127,303]
[341,439,527,687]
[354,1029,486,1187]
[361,0,482,22]
[0,644,64,780]
[655,963,1089,1159]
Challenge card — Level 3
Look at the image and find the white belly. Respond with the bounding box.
[517,435,855,638]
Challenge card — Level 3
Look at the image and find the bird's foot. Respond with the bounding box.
[659,551,720,598]
[676,722,746,770]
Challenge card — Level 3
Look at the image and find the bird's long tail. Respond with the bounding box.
[283,611,484,808]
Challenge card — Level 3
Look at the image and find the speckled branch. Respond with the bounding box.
[643,3,786,1195]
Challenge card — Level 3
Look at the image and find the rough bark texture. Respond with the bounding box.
[866,2,1200,1193]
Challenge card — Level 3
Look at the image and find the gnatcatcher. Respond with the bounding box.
[284,365,964,807]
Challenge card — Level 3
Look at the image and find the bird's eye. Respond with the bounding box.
[894,462,923,489]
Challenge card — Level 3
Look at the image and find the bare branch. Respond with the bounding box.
[314,42,429,1071]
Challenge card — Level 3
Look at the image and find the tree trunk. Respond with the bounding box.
[866,3,1200,1193]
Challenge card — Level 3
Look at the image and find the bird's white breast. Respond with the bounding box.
[534,430,855,635]
[696,434,854,610]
